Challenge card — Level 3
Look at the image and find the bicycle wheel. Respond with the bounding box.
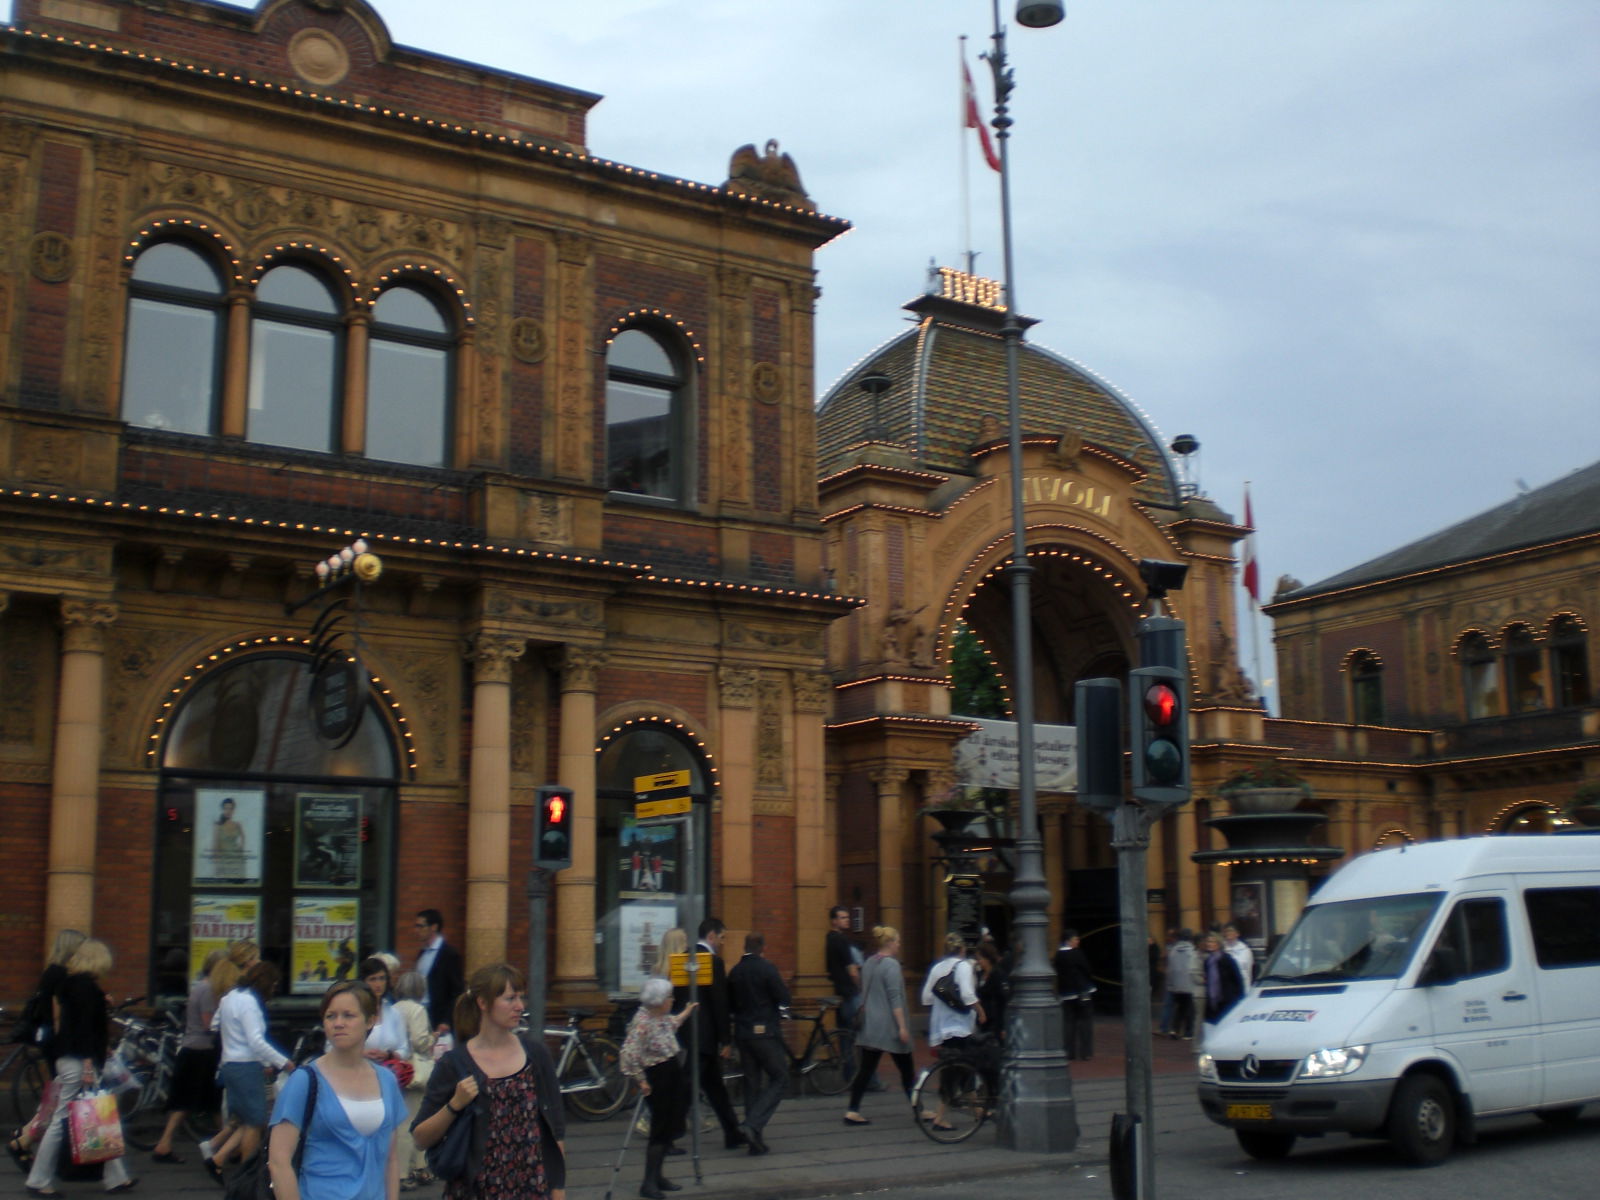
[562,1034,631,1120]
[118,1079,167,1152]
[805,1029,854,1096]
[9,1046,48,1127]
[911,1059,992,1144]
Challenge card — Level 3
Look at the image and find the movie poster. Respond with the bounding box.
[294,793,362,889]
[616,818,681,900]
[189,895,260,981]
[192,788,265,886]
[1231,881,1265,945]
[291,898,361,995]
[618,901,678,994]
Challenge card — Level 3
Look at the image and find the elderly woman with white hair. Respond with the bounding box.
[619,977,697,1200]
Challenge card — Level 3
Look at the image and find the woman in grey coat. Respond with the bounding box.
[842,926,914,1125]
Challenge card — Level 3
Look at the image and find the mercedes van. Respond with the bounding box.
[1197,834,1600,1165]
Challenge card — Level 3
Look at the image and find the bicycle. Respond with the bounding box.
[108,1001,188,1152]
[1,1008,50,1128]
[910,1038,999,1144]
[545,1008,631,1120]
[777,999,853,1096]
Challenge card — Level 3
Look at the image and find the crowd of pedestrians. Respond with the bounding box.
[6,905,1264,1199]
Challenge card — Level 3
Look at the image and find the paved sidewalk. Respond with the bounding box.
[2,1017,1203,1200]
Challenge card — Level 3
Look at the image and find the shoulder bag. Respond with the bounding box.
[424,1046,478,1182]
[223,1065,319,1200]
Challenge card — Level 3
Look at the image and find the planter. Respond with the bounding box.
[1222,787,1308,814]
[924,808,986,834]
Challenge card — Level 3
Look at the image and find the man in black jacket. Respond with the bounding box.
[676,917,746,1149]
[727,932,792,1155]
[1053,929,1095,1061]
[414,908,466,1032]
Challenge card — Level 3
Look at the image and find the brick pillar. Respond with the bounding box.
[47,598,117,946]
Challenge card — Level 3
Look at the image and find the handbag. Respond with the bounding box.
[223,1066,318,1200]
[931,963,973,1013]
[379,1055,414,1089]
[424,1046,477,1182]
[67,1088,123,1164]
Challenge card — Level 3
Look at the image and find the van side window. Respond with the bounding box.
[1431,897,1509,979]
[1524,887,1600,968]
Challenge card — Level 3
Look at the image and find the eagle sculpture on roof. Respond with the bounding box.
[724,139,814,211]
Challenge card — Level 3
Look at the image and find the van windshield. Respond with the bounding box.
[1260,892,1443,983]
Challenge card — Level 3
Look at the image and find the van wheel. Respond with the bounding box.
[1534,1105,1583,1126]
[1387,1074,1455,1166]
[1235,1129,1296,1160]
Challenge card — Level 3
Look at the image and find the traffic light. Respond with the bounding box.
[535,785,574,870]
[1128,665,1189,809]
[1074,677,1124,816]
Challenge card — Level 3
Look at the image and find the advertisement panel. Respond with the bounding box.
[291,898,361,995]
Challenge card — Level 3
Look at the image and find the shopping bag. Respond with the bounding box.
[100,1049,138,1094]
[23,1077,61,1143]
[67,1089,124,1164]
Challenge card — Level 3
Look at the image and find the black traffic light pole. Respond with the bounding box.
[528,786,574,1039]
[1076,561,1189,1200]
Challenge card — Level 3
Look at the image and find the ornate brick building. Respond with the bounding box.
[0,0,850,1005]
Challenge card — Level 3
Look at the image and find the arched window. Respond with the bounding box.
[1503,624,1543,713]
[606,328,688,500]
[1549,615,1591,708]
[121,242,225,434]
[1349,650,1384,725]
[367,286,453,468]
[1459,632,1499,720]
[249,264,343,453]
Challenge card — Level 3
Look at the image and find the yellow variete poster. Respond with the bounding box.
[292,898,360,995]
[190,895,260,981]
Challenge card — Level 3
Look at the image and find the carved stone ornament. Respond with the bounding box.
[288,28,351,87]
[751,361,782,405]
[60,599,119,653]
[510,317,547,364]
[465,633,526,683]
[560,646,606,693]
[29,232,74,283]
[723,140,814,211]
[719,665,758,709]
[792,672,831,714]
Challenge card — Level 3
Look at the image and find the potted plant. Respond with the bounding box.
[1565,779,1600,827]
[1218,761,1311,812]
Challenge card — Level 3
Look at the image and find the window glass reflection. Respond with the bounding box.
[367,340,449,467]
[122,242,224,434]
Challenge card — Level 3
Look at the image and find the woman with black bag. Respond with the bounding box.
[841,925,914,1126]
[22,938,136,1197]
[7,928,85,1172]
[411,964,565,1200]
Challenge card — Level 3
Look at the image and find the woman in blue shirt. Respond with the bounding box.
[269,980,406,1200]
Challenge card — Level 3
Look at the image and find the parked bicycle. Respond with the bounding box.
[545,1008,631,1120]
[1,1007,50,1128]
[909,1036,999,1144]
[107,1000,191,1152]
[780,998,853,1096]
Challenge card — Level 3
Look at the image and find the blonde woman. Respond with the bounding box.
[7,928,85,1169]
[842,926,914,1125]
[24,938,137,1195]
[651,928,688,982]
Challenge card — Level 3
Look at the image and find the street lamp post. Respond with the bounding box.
[984,0,1078,1152]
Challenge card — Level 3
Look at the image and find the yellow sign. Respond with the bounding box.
[667,951,713,987]
[634,769,691,797]
[636,795,692,819]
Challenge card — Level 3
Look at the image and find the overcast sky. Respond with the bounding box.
[19,1,1600,696]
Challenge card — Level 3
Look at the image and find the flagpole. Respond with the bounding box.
[1245,481,1264,708]
[959,37,974,271]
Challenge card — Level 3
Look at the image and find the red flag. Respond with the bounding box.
[1242,486,1260,604]
[963,59,1001,173]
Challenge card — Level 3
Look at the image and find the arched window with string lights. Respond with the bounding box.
[121,241,227,435]
[1503,623,1544,713]
[1548,614,1591,709]
[366,285,454,468]
[249,263,345,453]
[1346,649,1384,725]
[1458,631,1499,720]
[605,326,692,502]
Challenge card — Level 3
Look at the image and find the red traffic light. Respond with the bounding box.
[1142,682,1180,726]
[545,794,567,825]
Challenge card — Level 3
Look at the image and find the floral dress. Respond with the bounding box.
[445,1059,548,1200]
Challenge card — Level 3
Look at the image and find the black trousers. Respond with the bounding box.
[643,1057,687,1148]
[735,1032,788,1134]
[1060,996,1094,1060]
[848,1047,915,1110]
[695,1049,742,1138]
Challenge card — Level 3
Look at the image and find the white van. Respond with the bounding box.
[1197,834,1600,1165]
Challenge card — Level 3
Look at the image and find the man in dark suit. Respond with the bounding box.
[727,932,791,1155]
[675,917,746,1149]
[414,907,465,1032]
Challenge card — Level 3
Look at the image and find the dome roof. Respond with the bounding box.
[817,270,1181,507]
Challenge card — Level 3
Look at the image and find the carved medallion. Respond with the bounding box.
[510,317,546,363]
[751,361,781,404]
[288,29,351,87]
[29,232,74,282]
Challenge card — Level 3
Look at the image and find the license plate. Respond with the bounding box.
[1227,1103,1273,1121]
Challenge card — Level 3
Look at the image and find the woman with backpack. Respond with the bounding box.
[841,925,914,1126]
[7,928,85,1172]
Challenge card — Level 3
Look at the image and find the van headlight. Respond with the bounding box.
[1298,1045,1368,1078]
[1197,1051,1218,1082]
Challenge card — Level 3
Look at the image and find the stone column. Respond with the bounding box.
[1174,803,1201,933]
[341,312,370,455]
[221,291,251,439]
[716,666,758,935]
[47,599,117,943]
[463,633,525,969]
[792,673,832,983]
[554,647,604,988]
[869,769,910,934]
